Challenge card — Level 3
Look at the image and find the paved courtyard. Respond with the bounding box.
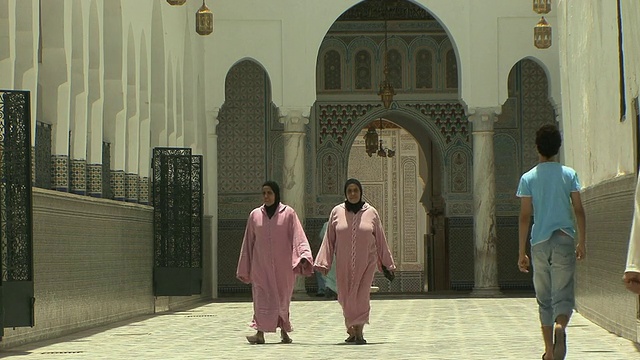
[1,297,639,359]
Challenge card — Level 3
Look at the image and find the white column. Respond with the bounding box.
[205,108,220,298]
[468,107,501,296]
[279,108,309,294]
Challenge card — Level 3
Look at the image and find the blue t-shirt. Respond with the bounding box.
[516,162,581,246]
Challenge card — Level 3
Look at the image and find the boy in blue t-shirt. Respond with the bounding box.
[516,124,586,360]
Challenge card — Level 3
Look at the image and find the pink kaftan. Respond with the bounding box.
[236,203,314,332]
[314,203,396,328]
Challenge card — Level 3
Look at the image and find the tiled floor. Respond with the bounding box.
[2,297,639,359]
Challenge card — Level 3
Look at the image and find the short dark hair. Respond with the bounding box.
[535,124,562,158]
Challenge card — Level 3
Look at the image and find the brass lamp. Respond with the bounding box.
[196,0,214,36]
[379,78,395,110]
[167,0,186,5]
[364,127,379,157]
[534,17,552,49]
[533,0,551,14]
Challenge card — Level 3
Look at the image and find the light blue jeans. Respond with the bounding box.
[531,230,576,326]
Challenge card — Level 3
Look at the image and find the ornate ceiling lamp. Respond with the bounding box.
[377,1,395,110]
[533,0,551,14]
[532,0,551,49]
[166,0,214,36]
[196,0,214,36]
[363,0,395,158]
[365,126,379,157]
[534,17,552,49]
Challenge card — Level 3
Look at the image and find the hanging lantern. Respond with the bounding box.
[167,0,186,5]
[364,126,379,157]
[378,79,395,110]
[533,0,551,14]
[534,17,552,49]
[196,0,214,36]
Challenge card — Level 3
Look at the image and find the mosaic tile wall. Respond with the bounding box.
[70,159,86,195]
[51,155,69,192]
[125,173,139,203]
[87,164,102,197]
[111,170,125,201]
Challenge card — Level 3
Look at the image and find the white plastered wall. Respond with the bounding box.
[203,0,560,115]
[556,0,640,186]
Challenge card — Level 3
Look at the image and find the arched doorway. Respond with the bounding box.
[216,59,281,294]
[313,0,464,292]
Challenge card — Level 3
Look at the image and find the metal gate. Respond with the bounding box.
[0,90,35,338]
[152,148,203,296]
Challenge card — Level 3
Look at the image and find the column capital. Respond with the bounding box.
[279,107,310,132]
[206,108,220,136]
[467,107,501,132]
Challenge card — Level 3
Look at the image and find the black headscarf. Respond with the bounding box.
[344,178,365,213]
[262,181,280,219]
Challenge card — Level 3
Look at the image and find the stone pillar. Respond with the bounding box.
[205,109,220,299]
[468,107,501,296]
[279,108,310,295]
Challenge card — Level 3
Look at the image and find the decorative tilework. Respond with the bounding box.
[520,59,555,171]
[320,152,340,196]
[51,154,69,192]
[87,164,102,197]
[110,170,125,201]
[70,159,86,195]
[402,158,418,263]
[217,60,268,195]
[139,177,150,205]
[125,173,139,203]
[317,103,379,145]
[405,103,468,143]
[35,122,52,189]
[450,150,468,193]
[372,271,424,293]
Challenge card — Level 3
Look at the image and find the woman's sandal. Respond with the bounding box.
[280,330,293,344]
[344,335,356,343]
[246,335,265,344]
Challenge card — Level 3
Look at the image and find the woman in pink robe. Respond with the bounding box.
[236,181,314,344]
[314,178,396,345]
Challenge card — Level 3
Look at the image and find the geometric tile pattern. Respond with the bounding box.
[401,158,418,263]
[139,177,150,205]
[447,217,474,290]
[217,219,251,293]
[217,60,268,195]
[51,154,69,192]
[496,216,532,289]
[87,164,102,197]
[447,216,532,291]
[405,102,468,143]
[102,142,112,200]
[35,122,52,189]
[111,170,125,201]
[70,159,86,195]
[520,59,555,171]
[317,103,379,145]
[450,150,468,193]
[125,173,139,203]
